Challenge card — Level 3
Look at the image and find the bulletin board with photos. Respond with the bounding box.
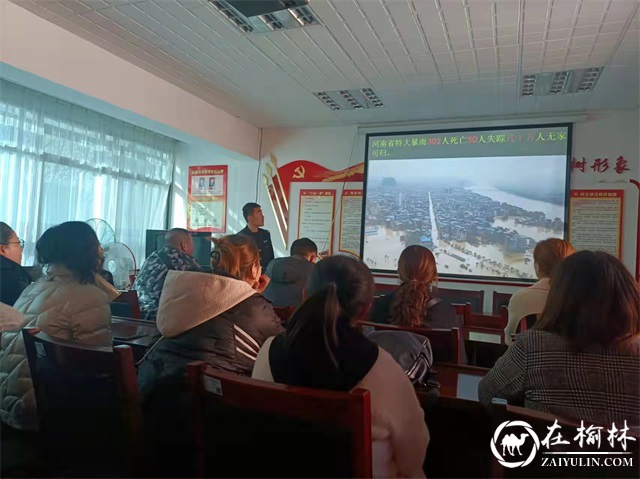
[187,165,228,233]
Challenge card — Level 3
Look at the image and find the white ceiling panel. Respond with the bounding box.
[6,0,639,128]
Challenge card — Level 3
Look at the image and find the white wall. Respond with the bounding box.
[0,0,260,159]
[260,111,640,311]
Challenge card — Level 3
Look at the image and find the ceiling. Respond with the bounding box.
[9,0,640,128]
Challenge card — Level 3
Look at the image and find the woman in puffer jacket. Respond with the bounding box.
[137,234,283,477]
[137,234,283,397]
[0,222,119,431]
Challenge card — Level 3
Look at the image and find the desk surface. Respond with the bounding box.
[432,362,489,401]
[112,316,158,348]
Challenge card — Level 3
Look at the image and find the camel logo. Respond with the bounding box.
[293,165,306,179]
[491,420,541,468]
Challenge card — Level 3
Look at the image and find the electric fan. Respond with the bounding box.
[85,218,116,247]
[103,242,137,290]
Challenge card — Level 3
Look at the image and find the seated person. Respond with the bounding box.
[263,238,317,307]
[133,228,200,319]
[0,222,32,306]
[0,221,119,431]
[370,245,455,328]
[479,251,640,426]
[252,255,429,478]
[98,245,115,286]
[504,238,574,342]
[0,302,25,333]
[137,234,283,398]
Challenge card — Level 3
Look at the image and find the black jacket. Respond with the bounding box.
[370,291,456,329]
[0,256,32,306]
[238,227,275,271]
[137,269,283,398]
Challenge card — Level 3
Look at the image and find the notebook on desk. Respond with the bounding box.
[456,373,483,401]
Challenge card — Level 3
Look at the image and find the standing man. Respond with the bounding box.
[133,228,200,320]
[238,203,274,271]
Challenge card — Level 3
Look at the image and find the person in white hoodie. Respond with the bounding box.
[252,255,429,478]
[137,234,283,397]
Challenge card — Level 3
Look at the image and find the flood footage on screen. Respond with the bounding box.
[363,156,567,280]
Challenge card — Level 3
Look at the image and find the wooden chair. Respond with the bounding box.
[516,314,538,333]
[110,289,141,319]
[453,302,472,325]
[360,321,461,364]
[464,340,508,368]
[439,288,485,313]
[490,401,640,478]
[465,306,509,330]
[492,291,512,316]
[187,362,373,478]
[22,327,142,477]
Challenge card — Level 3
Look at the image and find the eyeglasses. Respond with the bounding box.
[4,240,25,249]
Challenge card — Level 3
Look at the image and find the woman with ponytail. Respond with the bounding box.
[138,234,282,397]
[370,245,455,328]
[252,255,429,478]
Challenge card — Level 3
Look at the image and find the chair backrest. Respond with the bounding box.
[464,339,508,368]
[22,328,141,473]
[516,314,538,333]
[465,306,509,330]
[439,288,485,313]
[492,292,512,316]
[453,302,472,326]
[360,321,461,364]
[490,401,640,478]
[110,290,141,319]
[187,362,373,478]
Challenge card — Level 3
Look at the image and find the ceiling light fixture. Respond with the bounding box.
[339,90,364,109]
[549,71,570,94]
[314,92,340,111]
[361,88,385,107]
[521,74,536,96]
[577,67,603,92]
[210,1,253,32]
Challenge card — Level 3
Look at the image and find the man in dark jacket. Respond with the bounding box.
[263,238,317,307]
[238,203,274,271]
[0,222,32,306]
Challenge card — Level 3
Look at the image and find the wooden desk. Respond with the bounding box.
[112,316,159,360]
[432,362,489,400]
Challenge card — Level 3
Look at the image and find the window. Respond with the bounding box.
[0,79,176,265]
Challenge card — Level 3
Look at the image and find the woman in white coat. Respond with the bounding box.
[0,222,119,431]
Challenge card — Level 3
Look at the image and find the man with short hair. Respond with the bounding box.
[133,228,200,320]
[238,202,275,271]
[263,238,317,307]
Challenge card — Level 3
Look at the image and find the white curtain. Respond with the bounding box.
[0,79,176,265]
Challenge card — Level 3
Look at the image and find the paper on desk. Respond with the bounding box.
[468,331,502,344]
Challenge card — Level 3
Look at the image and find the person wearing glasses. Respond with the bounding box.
[0,222,31,306]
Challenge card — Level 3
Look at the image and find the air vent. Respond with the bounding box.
[314,89,386,111]
[208,0,319,34]
[520,67,604,96]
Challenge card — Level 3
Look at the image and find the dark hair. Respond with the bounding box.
[242,203,261,221]
[290,238,318,257]
[533,238,575,278]
[290,256,374,365]
[36,221,101,284]
[390,245,438,327]
[536,251,640,350]
[209,234,260,280]
[0,222,16,245]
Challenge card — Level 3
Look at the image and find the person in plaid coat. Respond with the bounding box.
[479,251,640,426]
